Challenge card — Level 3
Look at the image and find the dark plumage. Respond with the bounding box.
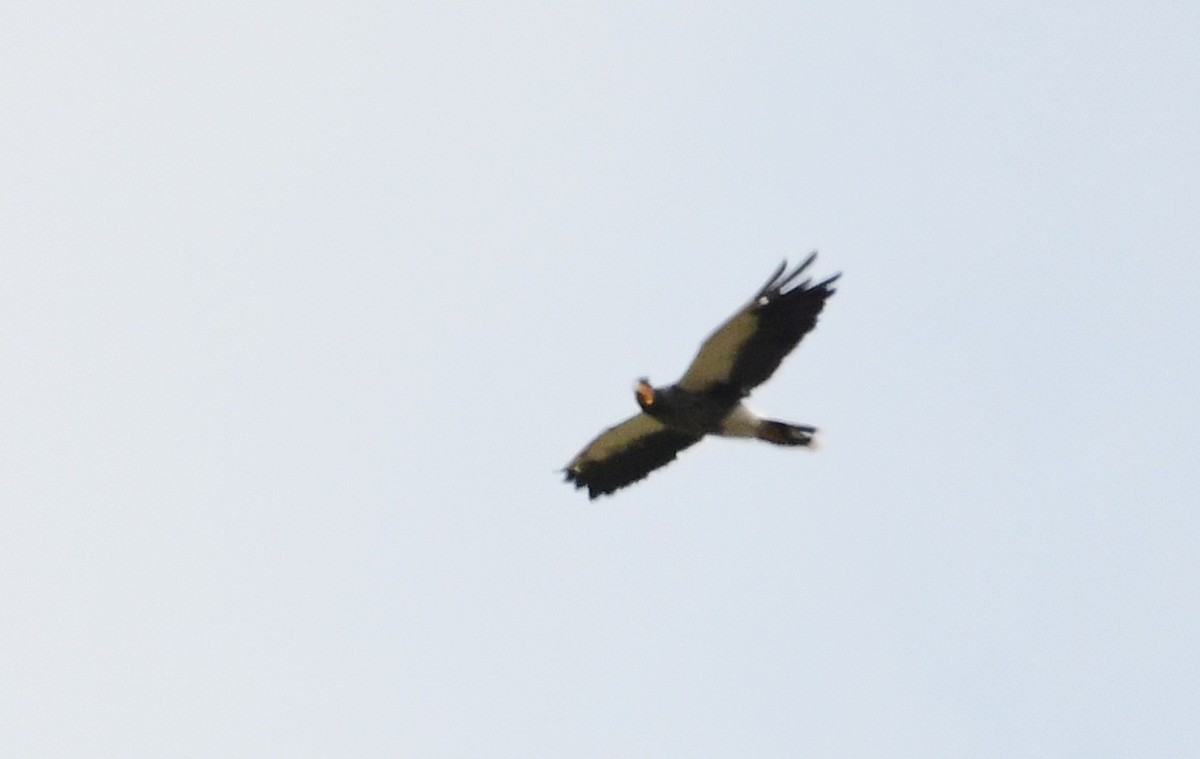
[562,414,702,498]
[564,253,839,499]
[678,256,840,395]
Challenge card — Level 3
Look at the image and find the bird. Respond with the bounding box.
[563,253,840,499]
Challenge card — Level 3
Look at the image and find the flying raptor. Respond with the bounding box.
[563,253,840,499]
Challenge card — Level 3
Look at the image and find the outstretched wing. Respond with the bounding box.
[677,253,839,395]
[564,413,703,499]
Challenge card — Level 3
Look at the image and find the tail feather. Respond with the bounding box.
[757,420,817,447]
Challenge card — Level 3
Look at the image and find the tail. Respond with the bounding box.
[756,420,818,447]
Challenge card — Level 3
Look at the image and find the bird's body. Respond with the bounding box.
[564,253,839,499]
[634,382,739,437]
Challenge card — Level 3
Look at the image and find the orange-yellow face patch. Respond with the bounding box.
[636,381,655,408]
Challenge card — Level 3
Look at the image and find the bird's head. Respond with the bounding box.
[634,377,656,412]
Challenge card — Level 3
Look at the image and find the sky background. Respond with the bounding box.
[2,1,1198,756]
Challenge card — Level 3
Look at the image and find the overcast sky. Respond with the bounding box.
[2,2,1198,757]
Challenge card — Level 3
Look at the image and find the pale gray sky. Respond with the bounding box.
[2,2,1198,757]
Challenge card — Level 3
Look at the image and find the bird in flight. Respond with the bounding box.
[563,253,840,499]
